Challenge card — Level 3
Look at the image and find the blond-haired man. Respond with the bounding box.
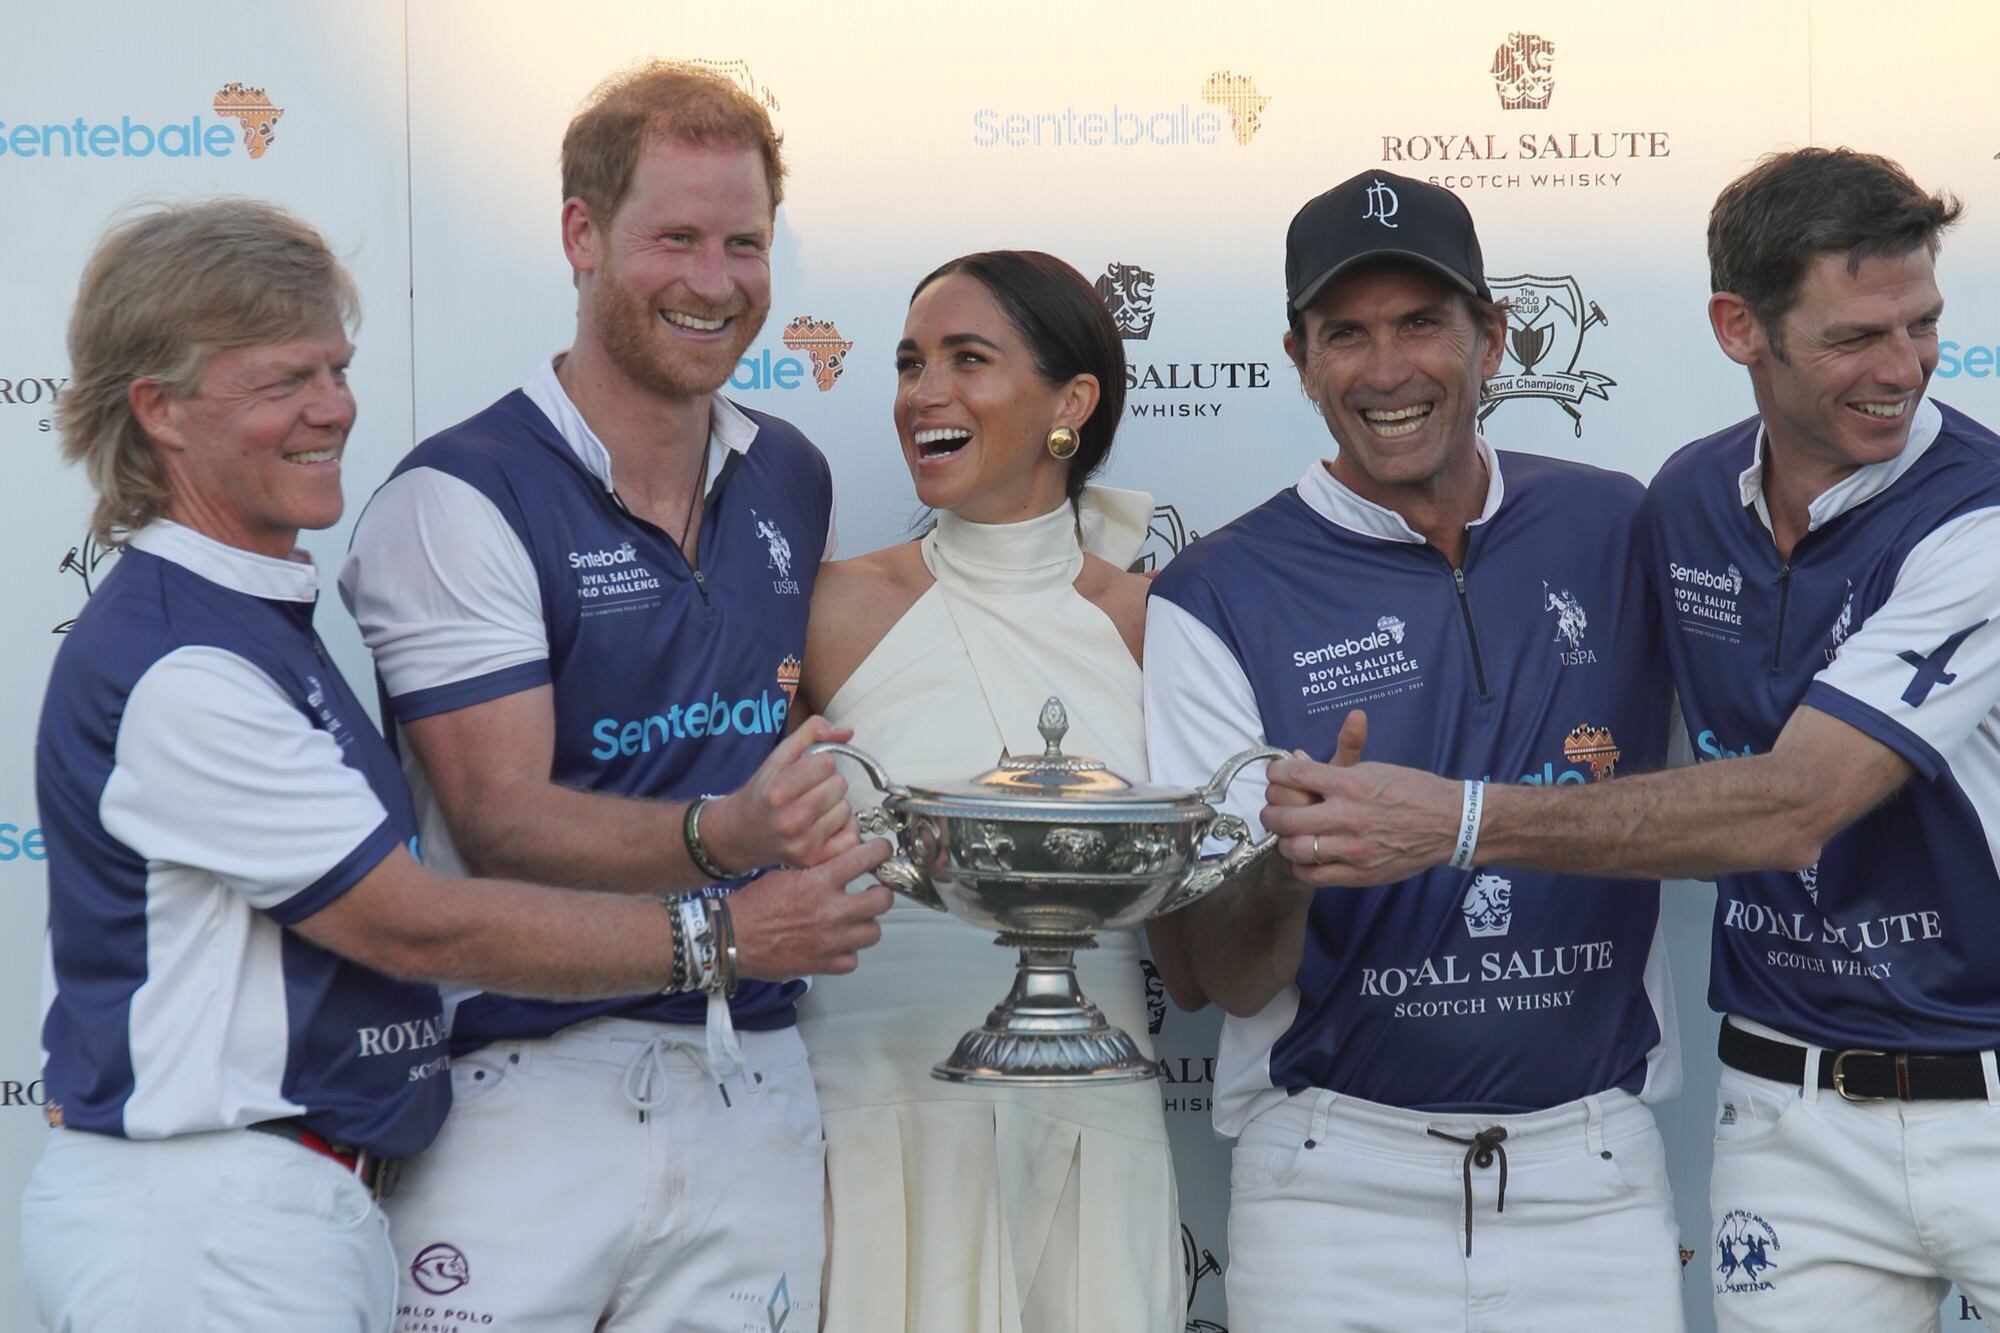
[342,64,883,1328]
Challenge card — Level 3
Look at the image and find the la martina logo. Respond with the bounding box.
[1378,33,1670,192]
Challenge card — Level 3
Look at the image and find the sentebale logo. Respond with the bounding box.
[211,82,284,158]
[972,71,1270,148]
[1898,620,1989,706]
[780,316,851,391]
[1362,177,1400,228]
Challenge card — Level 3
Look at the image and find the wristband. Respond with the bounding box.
[680,895,720,992]
[683,796,733,883]
[1448,779,1485,871]
[660,895,689,995]
[704,896,740,999]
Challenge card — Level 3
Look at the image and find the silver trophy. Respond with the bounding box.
[810,697,1284,1085]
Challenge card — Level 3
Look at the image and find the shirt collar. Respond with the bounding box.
[1738,397,1943,535]
[126,519,319,603]
[1294,434,1506,544]
[522,354,757,497]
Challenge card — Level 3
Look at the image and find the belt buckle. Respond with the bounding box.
[1831,1048,1887,1102]
[352,1149,401,1202]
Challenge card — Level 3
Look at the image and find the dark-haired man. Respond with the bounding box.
[341,64,888,1329]
[1144,170,1682,1331]
[1267,148,2000,1328]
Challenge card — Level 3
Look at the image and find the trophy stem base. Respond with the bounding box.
[932,940,1159,1086]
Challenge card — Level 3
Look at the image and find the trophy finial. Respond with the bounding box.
[1038,697,1069,756]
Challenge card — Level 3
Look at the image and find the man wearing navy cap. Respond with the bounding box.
[1145,169,1684,1331]
[1263,149,2000,1332]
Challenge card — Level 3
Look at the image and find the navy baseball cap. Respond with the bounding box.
[1285,170,1492,316]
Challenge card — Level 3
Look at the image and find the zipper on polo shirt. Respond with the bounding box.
[609,490,712,607]
[1451,566,1492,700]
[1771,565,1791,672]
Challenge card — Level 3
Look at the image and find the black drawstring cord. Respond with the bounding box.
[1426,1125,1509,1256]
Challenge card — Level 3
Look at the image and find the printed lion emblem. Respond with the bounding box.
[212,82,284,159]
[1094,263,1158,340]
[1461,873,1513,938]
[1490,33,1555,110]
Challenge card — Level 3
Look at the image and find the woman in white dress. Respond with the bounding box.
[796,251,1182,1333]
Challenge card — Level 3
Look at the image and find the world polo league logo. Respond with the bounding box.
[410,1241,470,1295]
[1095,263,1157,340]
[211,82,283,159]
[1480,275,1615,436]
[1491,33,1556,109]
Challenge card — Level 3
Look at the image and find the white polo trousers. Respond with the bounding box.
[1225,1088,1686,1333]
[381,1018,825,1333]
[1708,1059,2000,1333]
[21,1124,396,1332]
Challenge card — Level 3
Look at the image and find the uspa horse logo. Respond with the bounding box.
[751,509,793,581]
[1542,582,1588,652]
[1481,275,1615,436]
[1490,33,1556,110]
[1094,263,1158,340]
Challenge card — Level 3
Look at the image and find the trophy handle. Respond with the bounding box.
[806,741,946,912]
[1156,745,1290,916]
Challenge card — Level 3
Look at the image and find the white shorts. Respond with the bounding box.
[382,1018,825,1333]
[21,1124,395,1332]
[1709,1052,2000,1332]
[1225,1087,1686,1333]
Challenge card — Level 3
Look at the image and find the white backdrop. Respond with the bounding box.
[4,3,1999,1328]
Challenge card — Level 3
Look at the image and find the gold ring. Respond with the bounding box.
[1312,835,1323,864]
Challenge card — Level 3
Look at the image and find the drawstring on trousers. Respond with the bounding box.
[1425,1125,1509,1256]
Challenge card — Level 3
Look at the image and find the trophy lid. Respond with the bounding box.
[966,698,1136,798]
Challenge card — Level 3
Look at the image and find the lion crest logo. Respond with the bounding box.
[212,82,284,159]
[1490,33,1556,110]
[1542,582,1588,650]
[1461,873,1513,938]
[1094,263,1158,341]
[1797,861,1820,904]
[750,509,792,581]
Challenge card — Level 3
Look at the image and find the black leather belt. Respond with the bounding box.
[249,1117,401,1198]
[1719,1022,1992,1102]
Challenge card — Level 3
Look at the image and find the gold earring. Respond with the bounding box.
[1046,426,1079,460]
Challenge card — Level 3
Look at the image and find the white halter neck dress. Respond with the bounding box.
[797,490,1181,1333]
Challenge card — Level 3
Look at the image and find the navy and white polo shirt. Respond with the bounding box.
[1147,444,1675,1131]
[340,359,835,1050]
[37,521,446,1158]
[1646,398,2000,1051]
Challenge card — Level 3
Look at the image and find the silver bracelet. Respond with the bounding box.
[1449,779,1486,871]
[680,895,719,991]
[701,897,738,998]
[683,796,733,882]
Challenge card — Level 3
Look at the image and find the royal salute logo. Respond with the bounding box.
[53,531,115,634]
[1491,33,1556,109]
[1201,71,1270,146]
[780,316,851,391]
[212,82,283,159]
[1095,263,1158,340]
[1141,958,1167,1033]
[1181,1224,1229,1332]
[1798,861,1820,904]
[2,372,65,435]
[1563,725,1620,780]
[1376,33,1669,192]
[1714,1210,1780,1294]
[1133,502,1199,573]
[1462,873,1515,938]
[1480,276,1615,436]
[972,71,1270,148]
[678,57,780,115]
[776,655,802,707]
